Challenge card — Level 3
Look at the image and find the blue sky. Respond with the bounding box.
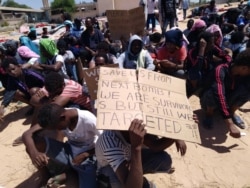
[14,0,93,9]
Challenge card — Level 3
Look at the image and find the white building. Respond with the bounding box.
[97,0,141,16]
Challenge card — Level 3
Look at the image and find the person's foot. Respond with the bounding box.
[228,123,241,138]
[47,173,66,188]
[232,114,245,129]
[167,167,175,174]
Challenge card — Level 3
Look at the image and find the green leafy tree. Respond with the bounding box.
[51,0,76,14]
[2,0,31,8]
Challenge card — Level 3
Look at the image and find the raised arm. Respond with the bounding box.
[115,119,146,188]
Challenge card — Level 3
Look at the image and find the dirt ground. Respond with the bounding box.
[0,2,250,188]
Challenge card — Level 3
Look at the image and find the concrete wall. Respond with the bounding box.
[97,0,140,16]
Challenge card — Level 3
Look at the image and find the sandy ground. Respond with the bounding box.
[0,2,250,188]
[1,95,250,188]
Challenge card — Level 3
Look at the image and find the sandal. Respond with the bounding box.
[232,115,245,129]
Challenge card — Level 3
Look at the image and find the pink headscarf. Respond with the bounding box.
[17,46,40,58]
[206,24,223,47]
[191,19,206,31]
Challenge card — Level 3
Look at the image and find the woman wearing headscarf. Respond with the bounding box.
[117,35,155,70]
[187,19,207,49]
[33,38,69,79]
[186,32,232,97]
[206,24,223,47]
[19,35,40,55]
[154,29,187,79]
[17,46,40,69]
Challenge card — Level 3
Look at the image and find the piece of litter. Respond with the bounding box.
[240,132,246,136]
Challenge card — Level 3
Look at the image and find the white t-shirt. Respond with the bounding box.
[147,0,158,14]
[64,109,102,157]
[62,50,75,62]
[39,54,68,77]
[27,57,39,65]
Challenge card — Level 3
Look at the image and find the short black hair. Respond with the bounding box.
[187,19,194,29]
[230,31,244,44]
[97,41,110,52]
[233,49,250,67]
[57,39,67,49]
[37,103,64,129]
[1,56,18,70]
[44,72,64,93]
[95,52,108,65]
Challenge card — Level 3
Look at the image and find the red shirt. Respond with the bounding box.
[157,45,187,64]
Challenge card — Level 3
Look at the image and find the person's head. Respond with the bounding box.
[39,38,58,60]
[28,29,37,40]
[128,35,143,55]
[96,41,110,54]
[74,18,82,30]
[17,46,39,59]
[63,35,78,46]
[37,103,68,130]
[4,40,18,56]
[206,24,222,46]
[229,31,244,44]
[64,20,73,31]
[42,27,48,34]
[95,53,108,66]
[44,72,65,98]
[164,29,183,52]
[187,19,194,30]
[210,0,216,7]
[231,49,250,76]
[1,56,22,77]
[191,19,206,32]
[149,32,163,45]
[196,31,214,53]
[85,17,93,30]
[57,39,67,55]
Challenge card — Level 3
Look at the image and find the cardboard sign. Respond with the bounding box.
[83,64,119,100]
[106,7,145,40]
[96,67,201,144]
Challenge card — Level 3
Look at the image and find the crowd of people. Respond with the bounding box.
[0,0,250,187]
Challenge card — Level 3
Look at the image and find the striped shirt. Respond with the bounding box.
[62,79,92,111]
[213,63,233,119]
[42,79,92,111]
[95,130,131,172]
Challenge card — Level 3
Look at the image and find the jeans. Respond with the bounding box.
[162,16,175,34]
[45,137,97,188]
[98,149,172,188]
[65,63,78,82]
